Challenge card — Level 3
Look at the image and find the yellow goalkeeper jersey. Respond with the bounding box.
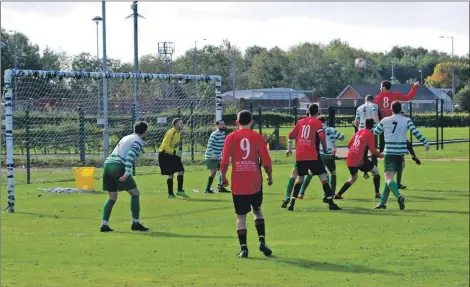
[159,127,181,154]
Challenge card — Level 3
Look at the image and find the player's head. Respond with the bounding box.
[365,95,374,102]
[317,115,326,124]
[236,110,253,128]
[365,118,375,130]
[391,100,402,114]
[308,104,319,117]
[134,121,148,136]
[216,120,226,131]
[172,118,184,131]
[380,80,392,92]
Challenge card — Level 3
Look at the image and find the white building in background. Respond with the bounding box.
[428,87,455,112]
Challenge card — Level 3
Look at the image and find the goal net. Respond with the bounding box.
[2,69,222,212]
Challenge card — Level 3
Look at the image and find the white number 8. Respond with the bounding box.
[240,138,250,159]
[383,97,389,108]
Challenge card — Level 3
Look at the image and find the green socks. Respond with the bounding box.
[131,196,140,220]
[300,174,313,195]
[285,177,295,198]
[380,183,390,206]
[329,175,337,194]
[206,176,215,191]
[102,199,116,222]
[388,181,401,199]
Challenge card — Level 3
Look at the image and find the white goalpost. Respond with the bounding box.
[2,69,223,213]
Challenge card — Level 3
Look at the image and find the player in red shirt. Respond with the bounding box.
[284,104,341,211]
[335,118,383,199]
[220,110,273,259]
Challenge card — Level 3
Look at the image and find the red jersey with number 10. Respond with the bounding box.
[374,85,417,118]
[220,129,272,195]
[346,129,380,167]
[289,117,324,161]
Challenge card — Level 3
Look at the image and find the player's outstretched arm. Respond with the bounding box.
[367,133,383,158]
[287,124,298,156]
[372,105,380,124]
[373,122,384,136]
[407,119,430,150]
[392,81,419,101]
[332,128,345,141]
[206,132,215,158]
[258,136,273,186]
[161,129,175,154]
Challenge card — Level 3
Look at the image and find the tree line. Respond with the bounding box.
[1,28,469,110]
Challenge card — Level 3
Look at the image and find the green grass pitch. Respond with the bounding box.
[1,144,469,287]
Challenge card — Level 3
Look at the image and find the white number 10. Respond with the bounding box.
[240,138,250,159]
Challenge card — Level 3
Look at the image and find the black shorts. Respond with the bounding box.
[348,160,374,176]
[296,160,327,176]
[232,191,263,215]
[158,152,185,175]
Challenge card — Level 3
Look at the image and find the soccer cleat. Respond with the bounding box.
[218,186,231,193]
[363,172,370,179]
[176,191,190,198]
[297,194,304,199]
[374,204,387,209]
[334,194,344,200]
[100,225,114,232]
[398,196,405,210]
[287,199,296,211]
[397,184,407,190]
[281,198,289,208]
[375,193,382,199]
[322,197,328,203]
[168,194,176,199]
[329,204,342,210]
[205,189,215,194]
[259,242,272,257]
[131,222,149,231]
[236,248,248,258]
[412,156,421,165]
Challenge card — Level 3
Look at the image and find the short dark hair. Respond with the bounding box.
[216,120,225,125]
[365,118,374,129]
[317,115,326,123]
[309,104,319,115]
[172,118,182,126]
[391,101,402,114]
[237,110,252,125]
[381,80,392,91]
[365,95,374,102]
[134,121,148,135]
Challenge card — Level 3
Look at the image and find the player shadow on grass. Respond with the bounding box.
[115,230,232,239]
[252,256,403,276]
[325,207,421,216]
[14,211,91,220]
[186,198,230,203]
[411,188,468,195]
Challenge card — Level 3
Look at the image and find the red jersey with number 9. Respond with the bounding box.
[289,117,324,161]
[374,85,417,118]
[220,129,272,195]
[346,129,379,167]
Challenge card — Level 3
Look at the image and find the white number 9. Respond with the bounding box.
[240,138,250,159]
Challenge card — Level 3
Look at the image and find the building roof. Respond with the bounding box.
[221,88,310,103]
[338,84,437,101]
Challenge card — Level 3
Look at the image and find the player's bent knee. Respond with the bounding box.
[108,191,118,201]
[128,188,140,196]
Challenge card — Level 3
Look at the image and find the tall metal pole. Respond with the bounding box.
[451,37,455,97]
[132,1,139,123]
[102,0,109,159]
[96,23,99,62]
[391,60,395,83]
[194,41,198,75]
[232,56,236,100]
[418,70,423,85]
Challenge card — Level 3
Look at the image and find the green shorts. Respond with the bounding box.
[102,162,137,192]
[384,155,404,172]
[321,154,336,172]
[205,159,220,170]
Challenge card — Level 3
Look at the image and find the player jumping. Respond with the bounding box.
[204,120,230,193]
[373,101,429,210]
[336,118,383,199]
[100,121,149,232]
[283,104,341,211]
[220,110,273,258]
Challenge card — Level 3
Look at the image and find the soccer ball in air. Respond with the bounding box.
[355,58,367,70]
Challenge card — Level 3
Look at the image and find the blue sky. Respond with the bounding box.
[1,2,468,62]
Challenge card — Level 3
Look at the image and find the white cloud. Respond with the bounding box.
[1,2,468,64]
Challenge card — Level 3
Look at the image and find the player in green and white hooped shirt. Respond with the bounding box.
[298,116,345,200]
[372,101,429,210]
[100,121,149,232]
[353,95,380,179]
[204,120,230,193]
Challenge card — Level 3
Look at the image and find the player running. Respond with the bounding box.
[354,95,380,179]
[336,118,383,199]
[298,116,345,201]
[220,110,273,258]
[284,104,341,211]
[373,101,429,210]
[158,118,190,198]
[204,120,230,193]
[100,121,149,232]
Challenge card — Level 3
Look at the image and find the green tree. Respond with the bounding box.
[454,86,470,112]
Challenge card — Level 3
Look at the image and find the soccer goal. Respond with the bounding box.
[2,69,222,212]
